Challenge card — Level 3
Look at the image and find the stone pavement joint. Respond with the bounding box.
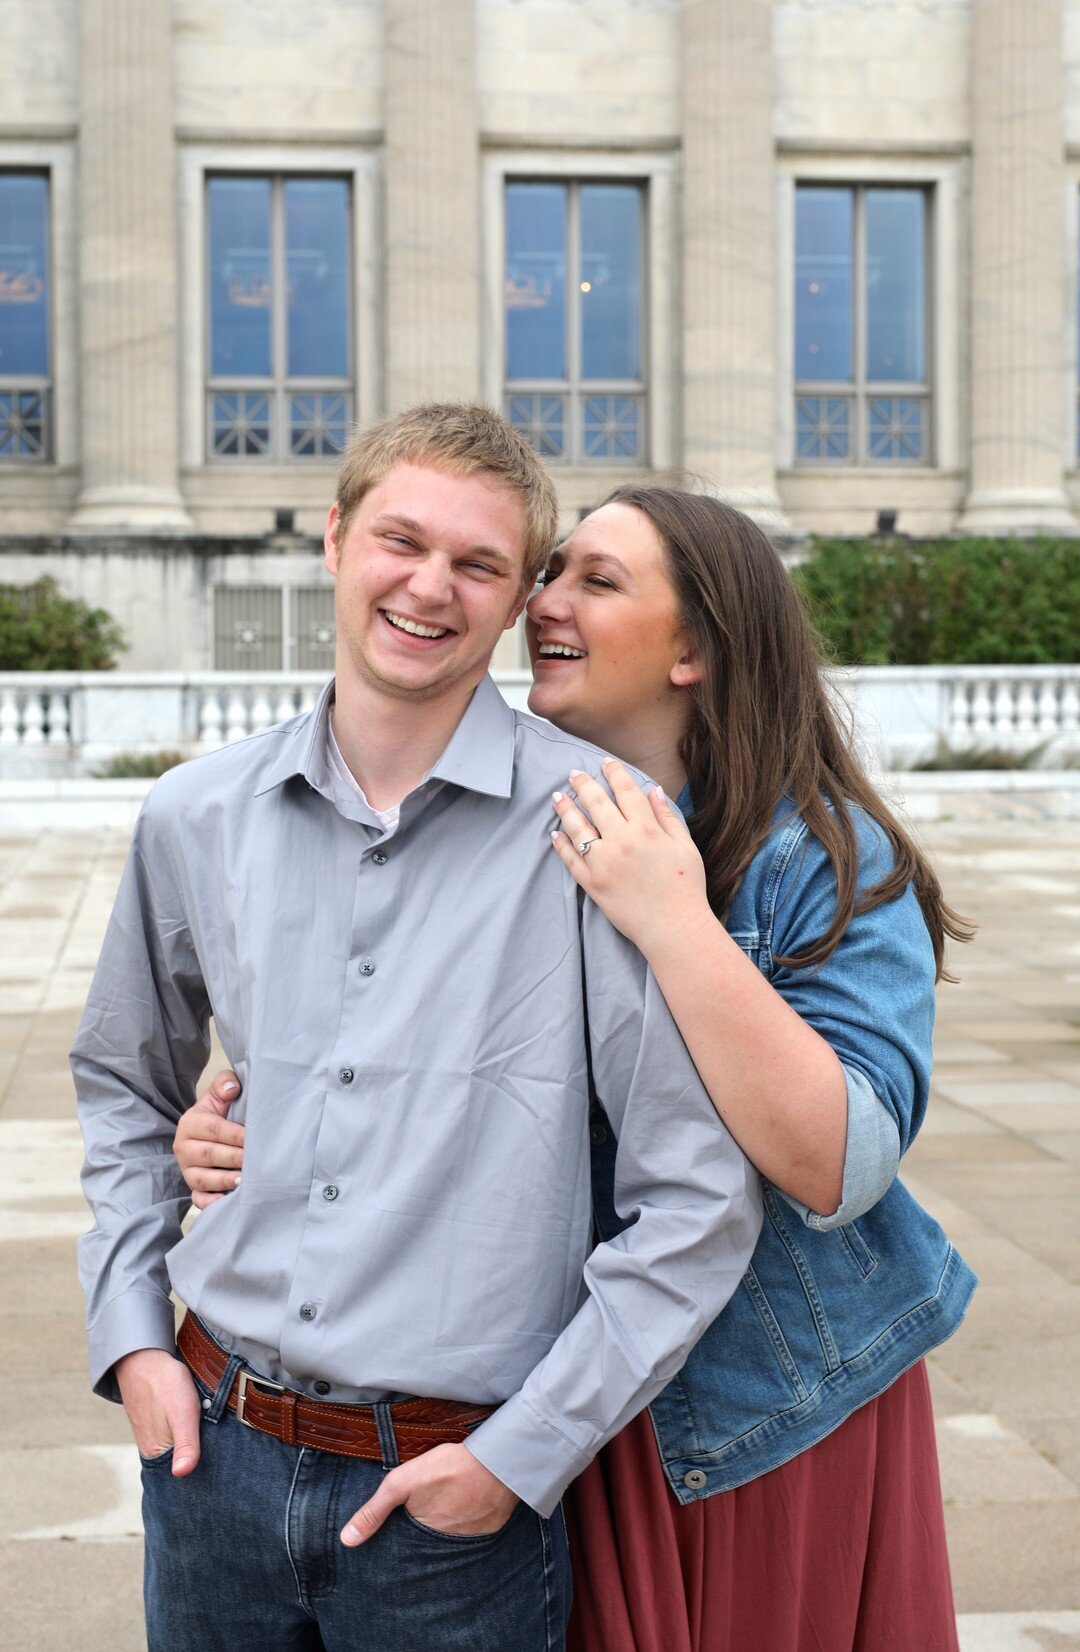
[0,819,1077,1652]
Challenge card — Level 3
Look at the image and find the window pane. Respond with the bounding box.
[795,187,852,383]
[285,178,350,379]
[580,185,641,382]
[0,174,49,376]
[866,189,925,383]
[209,177,272,378]
[505,183,566,381]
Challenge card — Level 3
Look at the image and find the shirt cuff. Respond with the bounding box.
[464,1391,592,1518]
[88,1290,179,1402]
[779,1063,900,1232]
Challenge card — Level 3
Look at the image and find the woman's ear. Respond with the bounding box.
[670,637,703,689]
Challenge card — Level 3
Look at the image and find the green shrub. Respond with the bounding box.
[0,575,125,670]
[793,537,1080,666]
[909,739,1050,772]
[91,750,187,779]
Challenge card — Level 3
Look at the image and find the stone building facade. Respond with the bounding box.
[1,0,1079,668]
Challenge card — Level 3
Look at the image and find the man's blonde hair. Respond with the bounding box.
[334,403,559,585]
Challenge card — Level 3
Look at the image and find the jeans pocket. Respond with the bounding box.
[401,1503,520,1547]
[138,1444,176,1468]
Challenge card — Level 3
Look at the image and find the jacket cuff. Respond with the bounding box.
[780,1064,900,1232]
[88,1291,179,1402]
[463,1392,592,1519]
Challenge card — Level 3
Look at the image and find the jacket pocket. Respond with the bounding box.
[836,1218,878,1279]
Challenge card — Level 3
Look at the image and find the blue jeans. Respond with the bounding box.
[140,1362,572,1651]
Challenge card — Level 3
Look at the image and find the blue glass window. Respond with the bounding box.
[505,179,646,464]
[207,174,352,462]
[580,185,641,381]
[0,173,51,462]
[506,183,567,382]
[866,189,925,382]
[795,187,853,384]
[285,178,350,379]
[209,177,272,378]
[794,183,929,465]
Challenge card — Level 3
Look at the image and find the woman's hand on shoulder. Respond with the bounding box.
[551,759,711,956]
[173,1069,245,1209]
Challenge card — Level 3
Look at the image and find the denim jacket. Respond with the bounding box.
[589,795,977,1504]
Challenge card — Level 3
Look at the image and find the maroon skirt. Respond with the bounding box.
[564,1360,959,1652]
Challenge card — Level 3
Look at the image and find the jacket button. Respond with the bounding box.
[359,959,376,976]
[683,1469,707,1491]
[372,851,388,865]
[314,1380,331,1396]
[338,1067,354,1085]
[299,1303,317,1322]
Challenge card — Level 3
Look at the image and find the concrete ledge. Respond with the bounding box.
[1,771,1079,831]
[887,770,1080,821]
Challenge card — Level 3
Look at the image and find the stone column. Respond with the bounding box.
[68,0,191,533]
[681,0,786,529]
[959,0,1076,534]
[383,0,481,410]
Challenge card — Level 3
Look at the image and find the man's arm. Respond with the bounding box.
[73,795,211,1404]
[459,902,762,1515]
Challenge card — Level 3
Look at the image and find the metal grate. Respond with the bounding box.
[294,586,336,671]
[213,587,284,670]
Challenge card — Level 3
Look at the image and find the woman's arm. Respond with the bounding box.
[173,1070,245,1207]
[553,763,879,1218]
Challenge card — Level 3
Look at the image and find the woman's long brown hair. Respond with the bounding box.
[604,485,973,980]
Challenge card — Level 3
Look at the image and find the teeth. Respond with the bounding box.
[385,611,450,639]
[539,644,586,659]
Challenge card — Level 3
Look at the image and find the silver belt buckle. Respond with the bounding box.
[235,1367,286,1427]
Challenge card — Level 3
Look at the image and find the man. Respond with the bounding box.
[74,403,762,1651]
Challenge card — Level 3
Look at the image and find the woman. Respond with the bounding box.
[175,487,975,1651]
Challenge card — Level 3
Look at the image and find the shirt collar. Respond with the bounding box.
[253,674,516,802]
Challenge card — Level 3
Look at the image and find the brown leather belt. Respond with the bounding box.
[177,1312,494,1461]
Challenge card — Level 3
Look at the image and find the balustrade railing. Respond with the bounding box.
[0,666,1077,779]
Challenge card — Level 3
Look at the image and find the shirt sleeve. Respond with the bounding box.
[764,812,935,1231]
[465,901,763,1517]
[72,794,211,1400]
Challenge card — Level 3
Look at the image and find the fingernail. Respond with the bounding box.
[569,769,584,780]
[655,785,666,803]
[341,1524,362,1548]
[233,1174,242,1187]
[552,791,564,803]
[222,1080,238,1095]
[550,830,560,844]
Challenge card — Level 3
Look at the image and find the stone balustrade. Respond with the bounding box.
[0,666,1077,780]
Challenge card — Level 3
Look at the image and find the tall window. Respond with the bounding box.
[207,175,352,462]
[504,180,646,464]
[0,173,51,462]
[794,184,930,465]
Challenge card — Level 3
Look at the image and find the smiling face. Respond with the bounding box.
[324,462,530,708]
[525,500,701,762]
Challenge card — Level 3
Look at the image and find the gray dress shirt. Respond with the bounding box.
[73,676,762,1516]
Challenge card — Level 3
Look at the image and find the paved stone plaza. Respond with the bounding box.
[0,816,1077,1651]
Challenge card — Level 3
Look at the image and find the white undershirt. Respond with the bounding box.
[326,714,401,833]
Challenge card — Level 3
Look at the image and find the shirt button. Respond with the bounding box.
[372,851,388,865]
[590,1123,608,1146]
[338,1067,354,1085]
[323,1185,339,1202]
[299,1303,317,1322]
[314,1380,331,1396]
[683,1469,708,1491]
[359,959,376,976]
